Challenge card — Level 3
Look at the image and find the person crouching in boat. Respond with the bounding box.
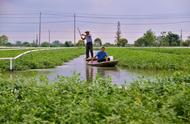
[81,31,94,59]
[95,47,109,62]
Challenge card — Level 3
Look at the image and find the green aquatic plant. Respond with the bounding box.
[107,48,190,71]
[0,73,190,123]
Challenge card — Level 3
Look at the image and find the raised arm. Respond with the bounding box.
[81,34,86,40]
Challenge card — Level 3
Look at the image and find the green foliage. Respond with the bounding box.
[135,30,156,47]
[94,37,102,47]
[76,40,85,47]
[107,48,190,71]
[130,48,190,55]
[41,42,50,47]
[0,35,8,46]
[117,38,128,47]
[22,42,31,47]
[157,32,181,46]
[64,41,74,47]
[0,73,190,123]
[0,48,84,70]
[0,49,32,58]
[182,37,190,46]
[51,40,63,47]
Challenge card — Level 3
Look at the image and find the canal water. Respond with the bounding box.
[1,55,163,84]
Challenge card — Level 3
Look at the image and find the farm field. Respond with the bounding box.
[129,47,190,55]
[0,73,190,123]
[0,49,33,58]
[107,48,190,71]
[0,47,190,123]
[0,48,84,71]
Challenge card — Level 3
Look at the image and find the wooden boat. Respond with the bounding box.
[87,60,118,67]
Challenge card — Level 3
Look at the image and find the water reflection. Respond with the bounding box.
[85,65,118,81]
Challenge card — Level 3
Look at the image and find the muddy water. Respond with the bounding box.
[1,55,164,84]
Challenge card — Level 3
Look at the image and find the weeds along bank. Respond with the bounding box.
[0,73,190,123]
[107,48,190,71]
[0,48,84,70]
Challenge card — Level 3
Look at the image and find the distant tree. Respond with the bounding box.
[134,37,146,47]
[16,41,22,46]
[157,32,169,46]
[103,42,115,47]
[143,30,157,46]
[134,30,156,47]
[117,38,128,47]
[51,40,62,47]
[22,41,31,47]
[182,37,190,46]
[94,38,102,47]
[41,42,50,47]
[64,41,73,47]
[5,42,12,46]
[0,35,8,46]
[115,21,121,45]
[167,32,180,46]
[30,42,38,47]
[76,40,85,47]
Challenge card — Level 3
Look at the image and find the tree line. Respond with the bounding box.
[134,30,190,47]
[0,30,189,47]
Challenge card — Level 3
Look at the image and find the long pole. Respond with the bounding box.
[74,13,76,45]
[39,12,42,47]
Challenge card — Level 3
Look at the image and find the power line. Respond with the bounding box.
[1,20,190,25]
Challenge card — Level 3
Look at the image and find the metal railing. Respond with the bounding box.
[0,49,39,70]
[0,47,71,71]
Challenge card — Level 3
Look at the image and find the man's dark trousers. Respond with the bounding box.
[86,42,93,58]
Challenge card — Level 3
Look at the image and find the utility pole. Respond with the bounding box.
[39,12,42,47]
[74,13,76,45]
[36,34,38,47]
[180,29,183,46]
[48,30,51,47]
[180,29,183,41]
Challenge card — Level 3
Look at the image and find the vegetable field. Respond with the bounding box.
[0,73,190,123]
[0,48,84,71]
[0,49,33,58]
[0,47,190,123]
[107,48,190,71]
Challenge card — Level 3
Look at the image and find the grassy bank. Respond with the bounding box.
[0,73,190,123]
[0,48,84,70]
[107,48,190,71]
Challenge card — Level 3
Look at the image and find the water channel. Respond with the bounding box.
[1,55,167,84]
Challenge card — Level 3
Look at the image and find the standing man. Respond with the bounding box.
[81,31,93,59]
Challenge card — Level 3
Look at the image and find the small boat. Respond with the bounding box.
[87,60,118,67]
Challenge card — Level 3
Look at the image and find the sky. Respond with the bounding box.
[0,0,190,44]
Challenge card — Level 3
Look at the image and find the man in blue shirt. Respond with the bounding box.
[81,31,93,59]
[95,47,108,62]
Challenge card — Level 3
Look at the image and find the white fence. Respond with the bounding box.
[0,47,70,71]
[0,49,39,70]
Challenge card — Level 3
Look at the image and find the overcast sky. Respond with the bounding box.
[0,0,190,44]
